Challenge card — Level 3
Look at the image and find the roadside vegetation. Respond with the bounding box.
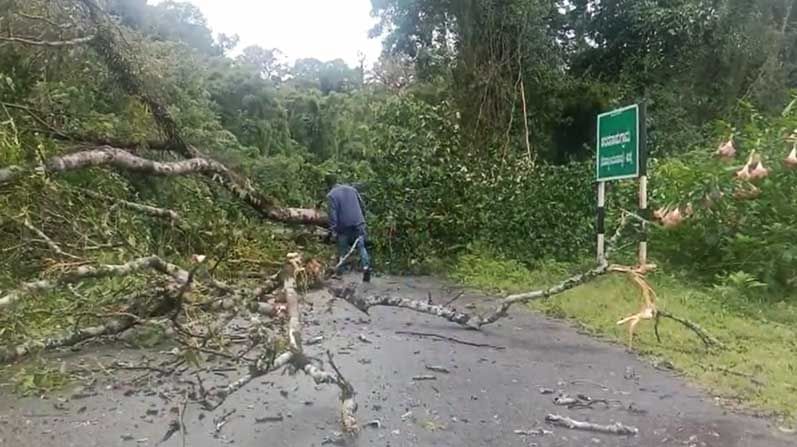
[451,246,797,424]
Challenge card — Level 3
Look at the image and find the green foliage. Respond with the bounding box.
[13,362,70,395]
[449,242,564,294]
[363,95,594,269]
[2,0,797,386]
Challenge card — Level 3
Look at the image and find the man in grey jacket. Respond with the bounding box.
[325,174,371,282]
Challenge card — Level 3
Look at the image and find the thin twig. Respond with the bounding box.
[214,408,236,435]
[178,396,187,447]
[74,187,181,222]
[657,310,724,348]
[16,11,74,29]
[21,217,81,259]
[442,291,466,307]
[0,101,70,139]
[395,330,505,350]
[519,77,532,163]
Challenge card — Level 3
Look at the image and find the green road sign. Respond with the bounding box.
[596,104,640,181]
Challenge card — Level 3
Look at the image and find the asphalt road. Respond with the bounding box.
[0,274,793,447]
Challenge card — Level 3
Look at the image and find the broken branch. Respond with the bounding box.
[21,217,82,260]
[329,213,721,349]
[203,254,358,433]
[0,314,136,363]
[75,188,181,222]
[0,283,179,363]
[331,285,484,328]
[657,310,724,349]
[0,255,188,310]
[545,414,638,436]
[395,330,505,350]
[0,35,95,47]
[282,254,359,432]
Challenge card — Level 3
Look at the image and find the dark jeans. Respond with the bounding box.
[336,225,370,273]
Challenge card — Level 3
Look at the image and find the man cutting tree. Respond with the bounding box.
[325,174,371,282]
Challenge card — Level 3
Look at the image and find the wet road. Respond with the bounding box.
[0,274,793,447]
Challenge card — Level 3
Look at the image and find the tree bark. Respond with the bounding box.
[0,315,136,363]
[0,145,328,225]
[282,257,358,432]
[0,284,179,363]
[0,35,95,47]
[545,414,638,436]
[0,255,188,310]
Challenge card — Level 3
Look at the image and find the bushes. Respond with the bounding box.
[250,90,797,296]
[644,98,797,290]
[362,96,595,269]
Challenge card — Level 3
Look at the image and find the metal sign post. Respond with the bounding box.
[597,181,606,264]
[637,104,648,266]
[595,104,646,265]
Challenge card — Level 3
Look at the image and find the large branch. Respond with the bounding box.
[0,284,179,363]
[330,217,631,329]
[283,254,358,432]
[0,35,95,47]
[0,146,226,182]
[0,255,188,311]
[0,314,136,364]
[331,263,611,329]
[201,256,358,433]
[329,216,722,349]
[331,285,485,328]
[0,145,326,225]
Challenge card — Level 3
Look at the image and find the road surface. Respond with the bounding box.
[0,274,792,447]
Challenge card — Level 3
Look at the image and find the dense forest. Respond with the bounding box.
[1,0,797,433]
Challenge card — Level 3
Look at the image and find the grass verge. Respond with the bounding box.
[449,244,797,425]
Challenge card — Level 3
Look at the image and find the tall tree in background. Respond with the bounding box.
[370,0,562,158]
[237,46,287,81]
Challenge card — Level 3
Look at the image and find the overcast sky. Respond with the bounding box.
[153,0,384,66]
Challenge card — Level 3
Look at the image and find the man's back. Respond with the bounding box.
[327,184,365,232]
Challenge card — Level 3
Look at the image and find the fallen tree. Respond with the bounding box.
[1,1,327,227]
[0,250,358,433]
[0,220,716,439]
[73,0,326,227]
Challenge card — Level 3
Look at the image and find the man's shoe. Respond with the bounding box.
[362,267,371,283]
